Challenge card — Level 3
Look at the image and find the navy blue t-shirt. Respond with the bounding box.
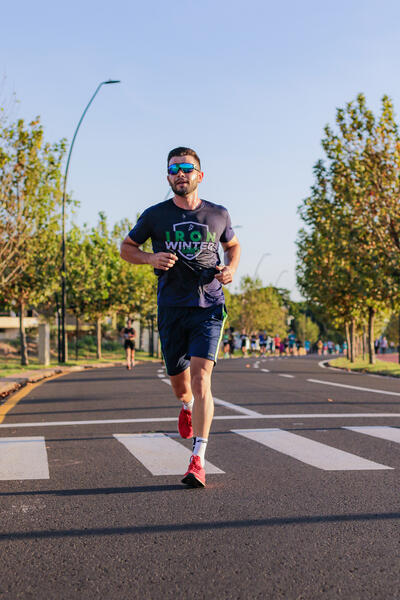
[128,199,235,307]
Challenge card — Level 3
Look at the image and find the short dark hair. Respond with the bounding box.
[167,147,201,169]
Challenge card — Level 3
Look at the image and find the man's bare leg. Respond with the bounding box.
[170,367,192,404]
[190,357,214,439]
[180,357,214,486]
[170,367,194,439]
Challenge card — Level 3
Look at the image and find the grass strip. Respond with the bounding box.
[330,357,400,378]
[0,350,160,378]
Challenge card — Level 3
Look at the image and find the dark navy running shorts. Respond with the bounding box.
[157,304,227,376]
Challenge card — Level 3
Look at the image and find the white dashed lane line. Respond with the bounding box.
[160,377,262,416]
[307,379,400,397]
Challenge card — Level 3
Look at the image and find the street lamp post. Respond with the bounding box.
[60,79,121,363]
[275,269,288,287]
[254,252,271,280]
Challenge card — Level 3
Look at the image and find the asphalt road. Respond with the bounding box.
[1,355,400,599]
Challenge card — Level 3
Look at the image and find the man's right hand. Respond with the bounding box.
[149,252,178,271]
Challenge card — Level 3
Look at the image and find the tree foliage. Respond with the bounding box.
[297,94,400,362]
[226,276,287,336]
[0,117,66,364]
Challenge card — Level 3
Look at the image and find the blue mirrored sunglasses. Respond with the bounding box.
[167,162,200,175]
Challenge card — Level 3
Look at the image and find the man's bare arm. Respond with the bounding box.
[120,236,178,271]
[215,235,241,285]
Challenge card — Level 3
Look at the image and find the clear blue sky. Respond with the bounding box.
[2,0,400,299]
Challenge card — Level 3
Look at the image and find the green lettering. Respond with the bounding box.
[165,231,171,242]
[175,231,185,241]
[206,231,216,242]
[190,231,202,242]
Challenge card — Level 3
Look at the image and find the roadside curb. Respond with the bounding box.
[321,359,400,380]
[0,361,125,401]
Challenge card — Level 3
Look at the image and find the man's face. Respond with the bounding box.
[167,154,204,197]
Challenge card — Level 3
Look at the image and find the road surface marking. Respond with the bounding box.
[0,436,49,480]
[278,374,294,379]
[307,379,400,396]
[232,428,392,471]
[344,426,400,443]
[160,378,262,417]
[261,369,270,373]
[3,413,400,429]
[114,433,224,475]
[0,372,67,424]
[213,397,262,417]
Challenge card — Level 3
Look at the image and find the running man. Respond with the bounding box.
[121,319,136,369]
[120,147,241,487]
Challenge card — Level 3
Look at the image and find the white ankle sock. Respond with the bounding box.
[193,437,208,467]
[183,397,194,411]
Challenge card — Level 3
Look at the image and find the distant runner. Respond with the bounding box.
[120,147,241,487]
[121,319,136,370]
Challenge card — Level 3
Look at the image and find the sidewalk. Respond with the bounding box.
[0,361,125,400]
[376,353,399,364]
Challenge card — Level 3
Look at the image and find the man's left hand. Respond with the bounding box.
[214,265,234,285]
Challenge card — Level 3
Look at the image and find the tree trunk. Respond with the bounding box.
[362,325,366,361]
[368,307,375,365]
[19,300,29,366]
[354,334,359,359]
[349,318,356,363]
[75,315,79,361]
[398,311,400,365]
[96,317,102,360]
[345,322,350,360]
[139,320,145,351]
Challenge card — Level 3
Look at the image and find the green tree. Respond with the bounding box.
[226,277,287,337]
[297,95,400,363]
[0,117,66,364]
[67,214,124,360]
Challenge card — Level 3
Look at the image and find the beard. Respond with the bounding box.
[170,179,198,197]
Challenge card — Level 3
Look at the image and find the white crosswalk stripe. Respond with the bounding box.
[0,436,49,480]
[344,426,400,443]
[232,428,392,471]
[1,426,399,480]
[113,433,224,475]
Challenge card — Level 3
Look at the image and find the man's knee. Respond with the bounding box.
[170,370,191,401]
[191,369,212,397]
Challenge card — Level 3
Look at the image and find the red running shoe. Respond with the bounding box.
[178,406,193,439]
[181,455,206,488]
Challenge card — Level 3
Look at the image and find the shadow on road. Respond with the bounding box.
[1,512,400,541]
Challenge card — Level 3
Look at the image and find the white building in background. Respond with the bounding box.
[0,314,39,340]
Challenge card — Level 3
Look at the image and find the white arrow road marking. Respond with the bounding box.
[308,379,400,397]
[114,433,224,475]
[344,426,400,443]
[0,436,49,480]
[232,428,392,471]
